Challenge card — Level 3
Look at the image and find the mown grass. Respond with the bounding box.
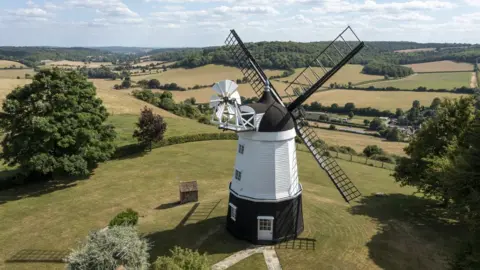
[229,253,266,270]
[308,89,467,111]
[0,141,462,270]
[364,72,472,90]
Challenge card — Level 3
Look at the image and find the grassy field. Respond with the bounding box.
[311,127,408,156]
[394,48,435,53]
[0,69,35,79]
[364,72,472,90]
[404,61,473,73]
[133,64,285,88]
[308,89,467,111]
[283,65,383,87]
[229,253,266,270]
[0,140,462,269]
[0,60,27,68]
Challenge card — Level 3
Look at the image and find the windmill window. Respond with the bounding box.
[235,169,242,181]
[229,203,237,221]
[238,144,245,154]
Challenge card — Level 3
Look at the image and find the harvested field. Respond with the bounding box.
[0,60,27,68]
[394,48,435,53]
[133,64,285,88]
[283,65,383,88]
[308,89,466,111]
[135,61,166,67]
[364,72,472,90]
[0,69,35,79]
[312,128,408,156]
[405,61,473,73]
[45,60,113,68]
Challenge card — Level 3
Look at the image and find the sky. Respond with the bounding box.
[0,0,479,47]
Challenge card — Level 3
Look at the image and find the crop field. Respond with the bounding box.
[133,64,286,88]
[394,48,435,53]
[0,60,27,68]
[364,72,472,90]
[311,127,408,156]
[135,61,167,67]
[0,69,35,79]
[283,65,383,87]
[45,60,113,68]
[308,89,465,111]
[1,140,462,269]
[404,61,473,73]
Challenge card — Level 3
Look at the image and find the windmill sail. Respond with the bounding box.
[225,30,283,104]
[287,26,364,202]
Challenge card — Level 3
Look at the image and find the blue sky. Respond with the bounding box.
[0,0,478,47]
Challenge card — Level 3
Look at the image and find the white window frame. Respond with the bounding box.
[238,144,245,154]
[235,169,242,181]
[229,203,237,221]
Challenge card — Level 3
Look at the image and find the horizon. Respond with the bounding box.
[0,0,479,47]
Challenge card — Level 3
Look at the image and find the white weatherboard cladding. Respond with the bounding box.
[231,128,300,201]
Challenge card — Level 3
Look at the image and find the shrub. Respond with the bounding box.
[153,246,209,270]
[197,116,211,125]
[370,154,395,164]
[66,226,150,270]
[329,124,336,130]
[109,208,139,227]
[363,145,385,157]
[337,146,357,155]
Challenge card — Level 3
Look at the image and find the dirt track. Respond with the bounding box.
[470,72,478,88]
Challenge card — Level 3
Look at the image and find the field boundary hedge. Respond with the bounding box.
[113,133,238,158]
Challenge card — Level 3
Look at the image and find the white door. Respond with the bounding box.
[257,217,274,241]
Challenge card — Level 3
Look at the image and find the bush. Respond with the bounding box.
[329,124,336,130]
[153,246,209,270]
[66,226,150,270]
[337,146,357,155]
[363,145,385,157]
[369,118,386,131]
[109,208,139,227]
[197,116,211,125]
[370,154,395,164]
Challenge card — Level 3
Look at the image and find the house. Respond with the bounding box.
[179,181,198,204]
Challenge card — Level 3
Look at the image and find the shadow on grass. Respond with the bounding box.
[349,193,467,270]
[156,201,180,210]
[145,216,251,263]
[5,249,69,264]
[0,174,90,205]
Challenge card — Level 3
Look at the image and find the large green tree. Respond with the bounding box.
[0,68,116,177]
[394,96,477,204]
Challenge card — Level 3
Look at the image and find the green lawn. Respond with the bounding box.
[229,253,266,270]
[107,114,219,146]
[364,72,472,90]
[0,140,463,269]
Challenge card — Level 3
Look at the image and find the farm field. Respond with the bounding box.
[311,127,408,156]
[45,60,113,68]
[0,140,461,269]
[394,48,435,53]
[364,72,472,90]
[404,61,473,73]
[283,65,383,86]
[309,89,466,111]
[0,69,35,79]
[133,64,285,88]
[0,60,26,68]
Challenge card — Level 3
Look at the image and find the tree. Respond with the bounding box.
[430,97,442,110]
[369,117,386,131]
[121,77,132,89]
[133,106,167,150]
[148,79,161,89]
[185,97,196,105]
[344,102,356,112]
[331,103,339,109]
[363,119,370,126]
[363,145,384,157]
[348,111,355,119]
[329,124,336,130]
[153,246,209,270]
[385,127,403,142]
[0,68,116,177]
[395,108,404,118]
[66,226,150,270]
[394,96,477,205]
[310,101,322,111]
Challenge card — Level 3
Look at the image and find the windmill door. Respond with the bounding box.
[257,216,274,241]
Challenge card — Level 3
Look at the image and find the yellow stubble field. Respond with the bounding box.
[0,60,27,68]
[404,61,473,73]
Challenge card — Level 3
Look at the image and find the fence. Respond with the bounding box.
[297,145,396,171]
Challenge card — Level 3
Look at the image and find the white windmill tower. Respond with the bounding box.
[210,26,365,244]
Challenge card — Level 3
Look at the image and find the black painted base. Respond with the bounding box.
[226,190,304,245]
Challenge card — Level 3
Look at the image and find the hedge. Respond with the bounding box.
[113,133,238,158]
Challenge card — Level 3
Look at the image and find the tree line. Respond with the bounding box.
[361,61,414,78]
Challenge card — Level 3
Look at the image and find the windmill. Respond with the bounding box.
[209,26,365,244]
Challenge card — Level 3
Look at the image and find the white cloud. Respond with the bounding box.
[464,0,480,6]
[362,12,435,21]
[164,5,186,11]
[213,5,279,15]
[67,0,139,17]
[44,2,62,10]
[7,8,49,18]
